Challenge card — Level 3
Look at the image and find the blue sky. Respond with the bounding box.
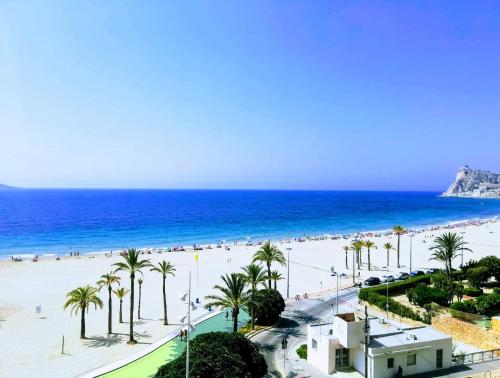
[1,1,499,190]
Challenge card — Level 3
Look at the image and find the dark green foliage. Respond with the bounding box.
[450,300,477,314]
[493,287,500,295]
[296,344,307,359]
[359,288,422,322]
[475,294,500,316]
[253,289,285,326]
[467,266,490,289]
[464,287,483,297]
[155,332,267,378]
[462,256,500,284]
[407,283,450,307]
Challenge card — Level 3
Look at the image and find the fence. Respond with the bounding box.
[452,349,500,366]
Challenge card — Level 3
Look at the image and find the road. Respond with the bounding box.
[251,287,360,377]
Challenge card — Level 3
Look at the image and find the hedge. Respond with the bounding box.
[359,275,433,322]
[464,288,483,297]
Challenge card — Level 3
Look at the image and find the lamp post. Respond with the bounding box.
[460,231,465,267]
[409,233,413,274]
[179,271,198,378]
[352,247,356,285]
[330,269,346,315]
[281,337,288,371]
[286,247,291,298]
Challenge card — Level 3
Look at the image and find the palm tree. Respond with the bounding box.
[429,232,471,279]
[205,273,250,332]
[351,240,364,270]
[269,270,284,290]
[343,245,349,269]
[150,260,176,325]
[383,242,393,268]
[393,225,406,268]
[97,272,121,334]
[241,263,267,329]
[64,285,103,339]
[364,240,377,271]
[113,287,129,323]
[113,248,151,344]
[137,278,143,319]
[253,241,286,289]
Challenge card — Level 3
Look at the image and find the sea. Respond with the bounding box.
[1,189,500,258]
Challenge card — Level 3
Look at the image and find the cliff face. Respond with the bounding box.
[443,166,500,198]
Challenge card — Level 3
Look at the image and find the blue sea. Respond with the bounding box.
[1,189,500,257]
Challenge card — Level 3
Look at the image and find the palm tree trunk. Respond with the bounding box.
[267,262,271,289]
[138,283,142,320]
[129,273,136,344]
[357,251,360,270]
[345,252,348,269]
[80,306,86,339]
[397,235,401,268]
[232,307,239,333]
[274,280,277,290]
[386,249,389,267]
[368,248,371,271]
[251,289,255,330]
[360,249,363,266]
[108,286,112,334]
[162,276,168,325]
[119,299,123,323]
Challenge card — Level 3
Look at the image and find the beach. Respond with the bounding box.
[1,219,499,377]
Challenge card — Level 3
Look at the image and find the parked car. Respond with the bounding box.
[425,268,440,274]
[394,272,410,280]
[381,275,395,283]
[410,270,425,277]
[364,277,381,286]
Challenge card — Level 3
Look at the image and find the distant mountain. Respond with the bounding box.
[0,183,16,190]
[443,166,500,198]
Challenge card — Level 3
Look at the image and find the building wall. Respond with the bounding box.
[306,326,337,374]
[370,338,453,378]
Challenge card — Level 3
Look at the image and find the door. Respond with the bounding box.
[335,348,350,368]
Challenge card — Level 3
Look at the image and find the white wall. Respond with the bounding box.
[306,325,338,374]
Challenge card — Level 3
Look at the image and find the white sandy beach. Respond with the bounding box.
[1,219,499,378]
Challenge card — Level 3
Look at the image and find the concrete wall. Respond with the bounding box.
[492,316,500,331]
[333,315,364,348]
[306,326,337,374]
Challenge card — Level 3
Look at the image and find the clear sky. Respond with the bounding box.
[1,1,499,190]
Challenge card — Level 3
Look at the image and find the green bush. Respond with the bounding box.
[155,332,267,378]
[467,266,490,289]
[296,344,307,359]
[407,283,433,307]
[253,289,285,326]
[475,294,500,317]
[493,287,500,295]
[464,287,483,297]
[450,300,477,314]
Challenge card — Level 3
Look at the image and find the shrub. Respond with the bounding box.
[407,283,448,307]
[296,344,307,359]
[493,287,500,295]
[479,256,500,282]
[467,266,490,289]
[475,294,500,317]
[464,288,483,297]
[155,331,267,378]
[450,300,477,314]
[253,289,285,326]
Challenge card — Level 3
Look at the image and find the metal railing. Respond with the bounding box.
[452,349,500,366]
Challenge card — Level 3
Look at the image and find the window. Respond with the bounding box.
[387,358,394,369]
[312,339,317,349]
[407,353,416,366]
[436,349,443,368]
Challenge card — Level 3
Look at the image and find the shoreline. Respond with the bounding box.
[2,214,498,261]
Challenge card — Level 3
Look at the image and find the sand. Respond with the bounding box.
[0,219,499,377]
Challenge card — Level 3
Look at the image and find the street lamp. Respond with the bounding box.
[286,247,292,298]
[281,337,288,370]
[331,269,346,315]
[460,231,465,267]
[179,271,198,378]
[409,233,413,274]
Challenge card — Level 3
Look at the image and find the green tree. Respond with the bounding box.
[154,332,267,378]
[253,289,285,326]
[393,225,405,268]
[269,270,284,290]
[467,266,489,289]
[205,273,250,332]
[343,245,349,269]
[150,260,176,325]
[113,249,151,344]
[429,232,471,280]
[64,285,103,339]
[431,271,454,305]
[351,240,364,270]
[113,287,129,323]
[241,264,267,330]
[137,278,143,319]
[253,241,286,289]
[475,294,500,316]
[364,240,377,271]
[97,272,121,334]
[383,242,393,268]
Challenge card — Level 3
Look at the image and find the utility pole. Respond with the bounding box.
[364,306,370,378]
[409,234,413,274]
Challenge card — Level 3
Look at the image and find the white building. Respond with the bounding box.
[307,312,452,377]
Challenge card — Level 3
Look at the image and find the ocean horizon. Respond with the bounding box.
[1,189,500,257]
